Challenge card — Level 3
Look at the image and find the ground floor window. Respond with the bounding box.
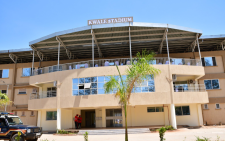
[106,109,122,127]
[147,107,164,112]
[215,103,220,109]
[204,104,208,109]
[175,106,190,116]
[46,111,57,120]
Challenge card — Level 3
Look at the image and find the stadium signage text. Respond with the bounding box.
[88,17,133,25]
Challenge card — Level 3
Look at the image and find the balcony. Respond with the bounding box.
[174,84,206,92]
[30,91,57,100]
[31,57,202,76]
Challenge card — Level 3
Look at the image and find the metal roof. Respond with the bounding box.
[1,22,224,64]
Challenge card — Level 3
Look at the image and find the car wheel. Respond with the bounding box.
[11,133,24,141]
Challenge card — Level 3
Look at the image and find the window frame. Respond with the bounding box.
[175,106,190,116]
[215,103,220,109]
[46,111,57,120]
[0,90,7,94]
[147,107,164,113]
[18,88,26,94]
[201,57,217,67]
[0,69,9,78]
[203,104,208,109]
[204,79,220,90]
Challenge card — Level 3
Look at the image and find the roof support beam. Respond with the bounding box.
[56,36,74,59]
[159,29,167,54]
[91,29,102,58]
[190,34,199,52]
[30,45,44,61]
[9,53,18,63]
[220,39,225,50]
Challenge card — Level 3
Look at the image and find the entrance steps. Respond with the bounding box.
[78,128,150,135]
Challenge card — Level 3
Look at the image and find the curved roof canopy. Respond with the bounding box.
[28,22,202,60]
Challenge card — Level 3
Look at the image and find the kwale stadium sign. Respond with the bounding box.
[88,17,133,25]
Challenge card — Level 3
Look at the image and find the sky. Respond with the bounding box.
[0,0,225,50]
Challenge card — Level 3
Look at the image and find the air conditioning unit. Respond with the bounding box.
[53,81,57,87]
[172,74,177,81]
[188,79,195,84]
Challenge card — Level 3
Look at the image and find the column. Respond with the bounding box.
[101,107,106,127]
[57,108,61,130]
[37,110,41,127]
[197,104,203,126]
[164,105,170,125]
[170,104,177,129]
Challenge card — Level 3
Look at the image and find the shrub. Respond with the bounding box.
[57,129,69,134]
[84,131,88,141]
[195,136,210,141]
[165,125,174,130]
[159,127,166,141]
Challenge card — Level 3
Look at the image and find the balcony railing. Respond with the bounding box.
[30,91,57,100]
[174,84,206,92]
[32,57,201,76]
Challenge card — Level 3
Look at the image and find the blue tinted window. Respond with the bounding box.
[73,78,78,84]
[98,89,105,94]
[85,77,91,83]
[148,80,154,86]
[142,87,149,92]
[105,76,110,82]
[91,83,97,88]
[22,68,30,77]
[73,84,78,90]
[91,89,97,94]
[212,79,219,89]
[98,83,104,89]
[2,69,9,78]
[79,90,84,95]
[149,86,155,92]
[79,78,84,83]
[85,89,90,95]
[98,76,104,82]
[73,90,78,96]
[204,80,212,90]
[134,87,141,93]
[91,77,97,82]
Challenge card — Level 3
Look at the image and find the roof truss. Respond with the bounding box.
[91,29,102,58]
[56,36,74,59]
[190,34,199,52]
[30,45,44,61]
[158,29,167,54]
[9,53,18,63]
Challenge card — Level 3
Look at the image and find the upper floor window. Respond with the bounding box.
[216,103,220,109]
[175,106,190,116]
[22,68,33,77]
[0,90,7,94]
[21,111,25,116]
[72,75,155,96]
[18,88,26,94]
[31,111,34,116]
[204,104,208,109]
[47,87,57,97]
[204,79,220,90]
[0,69,9,78]
[147,107,164,113]
[201,57,216,67]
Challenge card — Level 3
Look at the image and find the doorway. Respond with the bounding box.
[81,110,95,128]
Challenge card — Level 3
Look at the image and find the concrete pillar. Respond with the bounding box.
[164,105,170,125]
[57,108,61,130]
[101,107,106,127]
[37,110,41,127]
[170,104,177,129]
[197,104,203,126]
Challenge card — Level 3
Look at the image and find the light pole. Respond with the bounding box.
[0,80,9,111]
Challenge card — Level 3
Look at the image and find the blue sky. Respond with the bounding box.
[0,0,224,50]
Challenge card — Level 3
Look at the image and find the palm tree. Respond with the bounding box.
[104,50,160,141]
[0,92,12,111]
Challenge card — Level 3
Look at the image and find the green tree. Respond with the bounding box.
[0,92,12,111]
[104,50,160,141]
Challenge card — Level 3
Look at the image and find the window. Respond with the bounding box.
[0,90,7,94]
[31,111,34,116]
[15,111,17,116]
[18,89,26,94]
[204,79,220,90]
[46,111,57,120]
[216,104,220,109]
[47,87,57,97]
[22,68,33,77]
[106,109,122,127]
[201,57,216,66]
[147,107,164,112]
[204,104,208,109]
[175,106,190,116]
[21,111,25,116]
[0,69,9,78]
[72,75,155,96]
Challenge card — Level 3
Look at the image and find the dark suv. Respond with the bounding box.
[0,112,42,141]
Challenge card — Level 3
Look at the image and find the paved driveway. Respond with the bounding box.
[37,127,225,141]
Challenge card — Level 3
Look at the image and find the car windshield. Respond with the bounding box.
[6,117,23,125]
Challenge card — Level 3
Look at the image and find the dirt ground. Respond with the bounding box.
[37,126,225,141]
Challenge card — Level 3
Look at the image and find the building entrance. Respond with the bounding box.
[81,110,95,128]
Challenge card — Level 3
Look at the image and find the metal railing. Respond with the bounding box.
[32,57,201,76]
[174,84,206,92]
[30,91,57,100]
